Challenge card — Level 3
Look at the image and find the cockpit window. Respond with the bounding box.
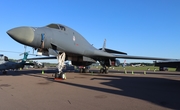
[59,25,65,31]
[46,24,60,29]
[46,24,66,31]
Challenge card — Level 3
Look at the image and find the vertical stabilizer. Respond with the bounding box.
[18,52,29,69]
[22,52,29,63]
[102,39,106,51]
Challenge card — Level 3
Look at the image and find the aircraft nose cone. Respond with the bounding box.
[7,27,34,45]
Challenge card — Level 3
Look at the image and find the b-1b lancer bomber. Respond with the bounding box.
[6,23,176,79]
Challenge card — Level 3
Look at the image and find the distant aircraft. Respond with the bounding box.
[0,52,34,74]
[6,23,177,79]
[131,64,141,67]
[32,61,44,68]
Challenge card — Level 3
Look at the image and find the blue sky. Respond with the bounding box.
[0,0,180,63]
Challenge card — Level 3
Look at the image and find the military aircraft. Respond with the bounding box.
[32,61,44,68]
[0,52,34,74]
[131,64,141,67]
[6,23,177,79]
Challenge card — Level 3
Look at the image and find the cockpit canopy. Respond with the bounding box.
[46,24,66,31]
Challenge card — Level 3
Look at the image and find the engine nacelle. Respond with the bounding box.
[68,56,96,66]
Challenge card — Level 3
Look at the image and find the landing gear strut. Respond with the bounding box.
[100,66,108,74]
[55,52,66,80]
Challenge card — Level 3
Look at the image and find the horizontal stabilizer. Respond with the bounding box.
[99,48,127,55]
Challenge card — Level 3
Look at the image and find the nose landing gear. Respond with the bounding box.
[54,52,66,80]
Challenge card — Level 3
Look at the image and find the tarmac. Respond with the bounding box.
[0,68,180,110]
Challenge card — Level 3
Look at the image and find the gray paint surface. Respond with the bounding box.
[6,23,178,62]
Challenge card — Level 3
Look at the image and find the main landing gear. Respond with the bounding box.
[54,52,66,80]
[100,66,108,74]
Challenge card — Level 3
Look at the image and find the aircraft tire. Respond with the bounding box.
[55,72,66,80]
[105,69,108,74]
[61,73,66,80]
[55,73,60,78]
[100,68,104,73]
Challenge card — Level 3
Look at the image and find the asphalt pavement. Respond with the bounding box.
[0,68,180,110]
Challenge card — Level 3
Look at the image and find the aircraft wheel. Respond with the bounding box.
[55,73,60,78]
[105,69,108,74]
[55,72,66,80]
[100,68,104,73]
[61,73,66,80]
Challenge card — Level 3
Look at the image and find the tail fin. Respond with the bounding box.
[21,52,29,63]
[102,39,106,51]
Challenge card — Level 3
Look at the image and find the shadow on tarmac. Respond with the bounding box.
[0,68,57,76]
[1,68,180,109]
[53,74,180,110]
[91,69,180,76]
